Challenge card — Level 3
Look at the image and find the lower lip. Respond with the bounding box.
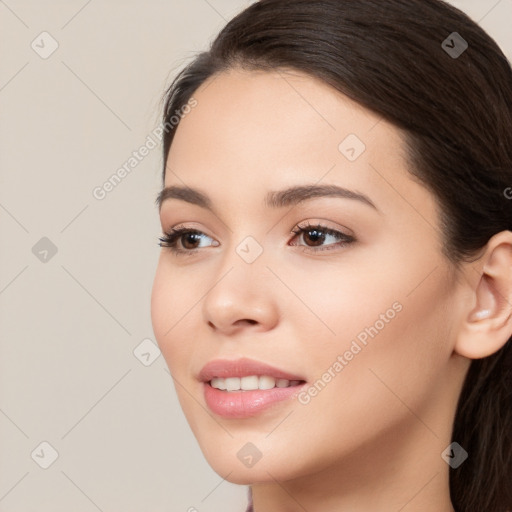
[203,381,307,418]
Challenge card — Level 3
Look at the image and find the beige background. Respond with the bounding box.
[0,1,511,511]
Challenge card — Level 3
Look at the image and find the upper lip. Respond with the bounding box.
[198,357,306,382]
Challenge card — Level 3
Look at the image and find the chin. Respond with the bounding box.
[197,438,309,485]
[209,461,287,485]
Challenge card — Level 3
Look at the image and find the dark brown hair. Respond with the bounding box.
[159,1,512,510]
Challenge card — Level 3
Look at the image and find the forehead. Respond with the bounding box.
[166,68,385,173]
[163,67,435,223]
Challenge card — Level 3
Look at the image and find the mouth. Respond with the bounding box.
[199,357,308,418]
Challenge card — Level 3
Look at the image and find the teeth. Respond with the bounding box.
[259,375,275,390]
[210,375,302,391]
[225,377,240,391]
[211,377,227,390]
[241,375,259,390]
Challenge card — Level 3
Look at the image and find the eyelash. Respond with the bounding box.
[158,222,355,256]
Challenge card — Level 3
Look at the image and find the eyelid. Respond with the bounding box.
[292,218,355,239]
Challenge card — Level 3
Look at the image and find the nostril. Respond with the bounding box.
[235,319,258,326]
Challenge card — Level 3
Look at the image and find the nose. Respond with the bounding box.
[202,252,280,335]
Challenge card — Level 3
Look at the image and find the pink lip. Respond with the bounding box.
[198,357,306,382]
[203,383,307,418]
[199,357,307,419]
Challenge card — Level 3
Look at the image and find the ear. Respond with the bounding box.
[454,230,512,360]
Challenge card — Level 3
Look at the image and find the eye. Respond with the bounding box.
[158,221,355,256]
[289,221,355,253]
[158,226,218,256]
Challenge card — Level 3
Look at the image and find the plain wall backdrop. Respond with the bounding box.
[0,1,511,510]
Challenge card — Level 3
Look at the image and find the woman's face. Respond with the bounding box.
[151,68,469,484]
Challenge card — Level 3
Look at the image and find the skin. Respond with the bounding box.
[151,68,512,512]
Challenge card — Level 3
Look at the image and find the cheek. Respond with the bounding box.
[280,255,404,362]
[151,263,205,426]
[295,262,454,440]
[150,260,194,372]
[150,261,170,344]
[297,234,452,372]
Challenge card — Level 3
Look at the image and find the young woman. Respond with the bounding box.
[151,1,512,510]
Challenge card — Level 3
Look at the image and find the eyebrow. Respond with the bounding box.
[156,184,378,212]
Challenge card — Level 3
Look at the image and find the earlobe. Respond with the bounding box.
[454,231,512,360]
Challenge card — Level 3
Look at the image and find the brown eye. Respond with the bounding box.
[159,228,217,255]
[290,223,355,253]
[301,228,328,247]
[181,232,203,250]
